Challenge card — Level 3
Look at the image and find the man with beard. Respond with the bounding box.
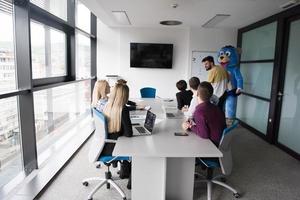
[202,56,228,111]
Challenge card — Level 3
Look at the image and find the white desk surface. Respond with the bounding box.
[113,98,222,158]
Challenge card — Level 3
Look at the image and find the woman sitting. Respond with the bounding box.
[103,83,133,189]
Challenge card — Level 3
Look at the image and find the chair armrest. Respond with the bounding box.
[105,139,116,143]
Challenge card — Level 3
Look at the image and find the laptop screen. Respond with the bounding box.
[144,111,156,132]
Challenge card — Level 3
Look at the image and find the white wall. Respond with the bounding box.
[97,21,237,98]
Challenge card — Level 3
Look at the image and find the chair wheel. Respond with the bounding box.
[88,198,93,200]
[82,181,89,186]
[106,183,110,189]
[233,193,241,198]
[123,198,127,200]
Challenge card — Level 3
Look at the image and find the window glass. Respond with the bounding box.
[0,97,22,188]
[34,81,91,166]
[241,22,277,61]
[76,1,91,33]
[0,3,16,94]
[30,0,67,21]
[237,95,269,134]
[240,63,274,99]
[76,32,91,79]
[31,21,67,79]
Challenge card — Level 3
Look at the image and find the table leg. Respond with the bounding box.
[166,157,195,200]
[132,157,167,200]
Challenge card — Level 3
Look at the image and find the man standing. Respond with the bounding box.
[202,56,228,111]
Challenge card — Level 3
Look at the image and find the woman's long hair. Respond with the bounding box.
[91,80,110,107]
[103,83,129,133]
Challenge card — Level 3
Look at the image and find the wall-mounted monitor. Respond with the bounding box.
[130,43,173,69]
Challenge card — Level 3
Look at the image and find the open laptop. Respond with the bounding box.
[132,110,156,136]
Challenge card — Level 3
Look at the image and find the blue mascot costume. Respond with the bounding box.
[218,45,243,120]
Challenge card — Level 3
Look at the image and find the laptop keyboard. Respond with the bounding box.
[135,126,146,134]
[166,113,175,118]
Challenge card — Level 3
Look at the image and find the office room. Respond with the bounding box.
[1,0,300,199]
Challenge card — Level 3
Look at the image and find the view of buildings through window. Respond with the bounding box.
[0,0,95,191]
[34,81,91,166]
[31,21,67,79]
[0,2,23,188]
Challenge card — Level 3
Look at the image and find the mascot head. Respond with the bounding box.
[218,45,239,68]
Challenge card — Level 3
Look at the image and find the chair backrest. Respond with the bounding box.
[140,87,156,98]
[88,108,108,163]
[218,120,239,176]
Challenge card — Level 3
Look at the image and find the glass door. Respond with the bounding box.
[277,17,300,155]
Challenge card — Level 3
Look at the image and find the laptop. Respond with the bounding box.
[132,110,156,136]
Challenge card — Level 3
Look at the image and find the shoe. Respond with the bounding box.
[127,178,131,190]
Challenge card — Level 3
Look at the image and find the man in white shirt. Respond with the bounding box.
[183,77,200,118]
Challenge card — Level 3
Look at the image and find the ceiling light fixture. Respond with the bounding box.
[111,11,131,25]
[160,20,182,26]
[202,14,231,28]
[280,0,300,9]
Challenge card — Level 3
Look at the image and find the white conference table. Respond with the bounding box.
[113,98,222,200]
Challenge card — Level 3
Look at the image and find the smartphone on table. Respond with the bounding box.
[174,132,189,136]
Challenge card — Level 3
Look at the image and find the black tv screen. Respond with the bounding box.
[130,43,173,69]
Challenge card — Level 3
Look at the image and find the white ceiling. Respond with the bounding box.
[85,0,294,28]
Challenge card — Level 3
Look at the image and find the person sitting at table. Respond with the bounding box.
[182,81,226,147]
[117,78,146,110]
[91,80,110,112]
[175,80,193,110]
[183,77,201,118]
[103,83,133,189]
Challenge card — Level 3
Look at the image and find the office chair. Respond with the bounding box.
[196,120,241,200]
[140,87,156,98]
[82,108,129,200]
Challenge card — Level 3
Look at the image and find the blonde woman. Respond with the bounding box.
[92,80,110,112]
[103,83,133,189]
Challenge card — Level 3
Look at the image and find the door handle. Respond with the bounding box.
[277,92,284,96]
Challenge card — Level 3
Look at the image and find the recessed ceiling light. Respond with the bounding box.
[112,11,131,25]
[202,14,230,28]
[160,20,182,26]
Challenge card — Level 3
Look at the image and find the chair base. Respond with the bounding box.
[196,175,240,200]
[82,171,127,200]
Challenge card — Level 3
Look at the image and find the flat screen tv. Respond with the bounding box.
[130,43,173,69]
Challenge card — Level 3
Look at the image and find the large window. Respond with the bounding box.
[31,21,67,79]
[30,0,68,21]
[0,2,16,94]
[0,0,96,197]
[0,1,22,190]
[0,97,22,188]
[76,1,91,33]
[76,32,91,79]
[34,81,91,165]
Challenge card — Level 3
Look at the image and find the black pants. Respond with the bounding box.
[217,92,227,112]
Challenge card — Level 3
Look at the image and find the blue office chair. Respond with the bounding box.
[82,108,129,200]
[140,87,156,98]
[196,120,241,200]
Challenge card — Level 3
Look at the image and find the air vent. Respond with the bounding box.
[202,14,230,28]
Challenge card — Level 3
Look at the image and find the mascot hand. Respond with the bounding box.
[236,88,242,95]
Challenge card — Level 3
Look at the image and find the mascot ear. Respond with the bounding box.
[237,47,242,55]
